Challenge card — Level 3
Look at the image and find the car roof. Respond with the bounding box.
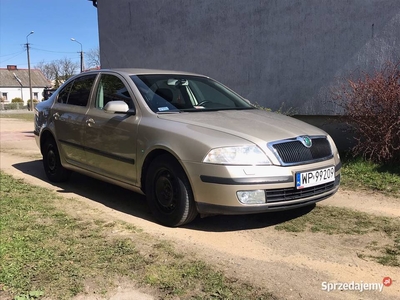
[93,68,207,77]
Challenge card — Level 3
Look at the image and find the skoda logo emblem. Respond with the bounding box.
[298,136,312,148]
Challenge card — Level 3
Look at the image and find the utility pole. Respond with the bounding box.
[80,50,84,73]
[71,38,84,72]
[26,31,34,111]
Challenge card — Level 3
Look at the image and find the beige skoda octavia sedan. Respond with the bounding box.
[34,68,340,226]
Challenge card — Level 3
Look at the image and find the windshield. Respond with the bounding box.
[130,74,255,113]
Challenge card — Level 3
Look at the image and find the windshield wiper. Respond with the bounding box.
[156,110,182,114]
[180,107,256,112]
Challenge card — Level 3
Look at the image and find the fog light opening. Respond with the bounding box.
[237,190,266,204]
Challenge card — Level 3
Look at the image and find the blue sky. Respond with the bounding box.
[0,0,99,69]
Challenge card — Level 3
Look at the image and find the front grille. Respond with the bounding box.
[271,137,332,165]
[265,175,340,203]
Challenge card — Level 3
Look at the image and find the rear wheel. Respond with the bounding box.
[145,155,198,227]
[42,138,71,182]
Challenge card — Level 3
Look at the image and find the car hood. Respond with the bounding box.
[157,109,327,144]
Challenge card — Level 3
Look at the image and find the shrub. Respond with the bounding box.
[11,97,24,103]
[253,102,297,116]
[333,61,400,164]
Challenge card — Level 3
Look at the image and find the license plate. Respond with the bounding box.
[296,166,335,189]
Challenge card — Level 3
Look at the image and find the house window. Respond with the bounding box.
[33,92,38,100]
[2,93,7,101]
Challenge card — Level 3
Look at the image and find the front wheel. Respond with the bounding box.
[42,138,71,182]
[145,155,198,227]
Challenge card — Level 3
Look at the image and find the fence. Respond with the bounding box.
[0,103,38,111]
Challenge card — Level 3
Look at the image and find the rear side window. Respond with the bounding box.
[57,82,72,104]
[66,74,97,106]
[57,74,97,106]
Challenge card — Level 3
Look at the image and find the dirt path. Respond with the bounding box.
[1,116,399,300]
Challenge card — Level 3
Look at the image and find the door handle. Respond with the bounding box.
[53,112,60,120]
[86,118,95,127]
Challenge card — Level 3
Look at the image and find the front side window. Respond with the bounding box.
[95,74,134,109]
[2,93,8,101]
[130,75,254,113]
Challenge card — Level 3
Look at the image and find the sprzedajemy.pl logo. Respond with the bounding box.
[321,277,392,293]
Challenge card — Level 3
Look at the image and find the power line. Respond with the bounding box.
[0,50,26,58]
[0,51,26,64]
[0,47,83,67]
[30,47,78,54]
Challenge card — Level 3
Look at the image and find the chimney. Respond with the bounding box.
[7,65,17,70]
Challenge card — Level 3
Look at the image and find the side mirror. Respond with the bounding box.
[103,100,135,115]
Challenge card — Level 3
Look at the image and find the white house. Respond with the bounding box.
[0,65,50,105]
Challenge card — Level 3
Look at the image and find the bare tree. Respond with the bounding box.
[86,48,100,69]
[35,58,78,88]
[58,58,77,79]
[48,61,62,88]
[35,60,54,82]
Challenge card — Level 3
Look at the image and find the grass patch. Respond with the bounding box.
[144,257,273,299]
[0,171,276,300]
[275,206,400,267]
[0,112,34,122]
[340,155,400,197]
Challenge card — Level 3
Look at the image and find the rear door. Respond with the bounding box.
[82,73,140,185]
[51,74,97,167]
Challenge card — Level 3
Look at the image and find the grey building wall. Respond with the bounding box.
[97,0,400,115]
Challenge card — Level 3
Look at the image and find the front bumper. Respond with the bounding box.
[196,175,340,215]
[183,159,341,215]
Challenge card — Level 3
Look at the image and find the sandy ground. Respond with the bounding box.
[1,114,399,300]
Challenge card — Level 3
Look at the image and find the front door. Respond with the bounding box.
[82,73,140,185]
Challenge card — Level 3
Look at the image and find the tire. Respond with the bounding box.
[145,155,198,227]
[42,138,71,182]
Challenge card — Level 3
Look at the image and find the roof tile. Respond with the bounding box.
[0,68,50,88]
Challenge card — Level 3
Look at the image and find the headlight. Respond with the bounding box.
[203,145,272,165]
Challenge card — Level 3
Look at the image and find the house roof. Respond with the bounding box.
[0,68,50,88]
